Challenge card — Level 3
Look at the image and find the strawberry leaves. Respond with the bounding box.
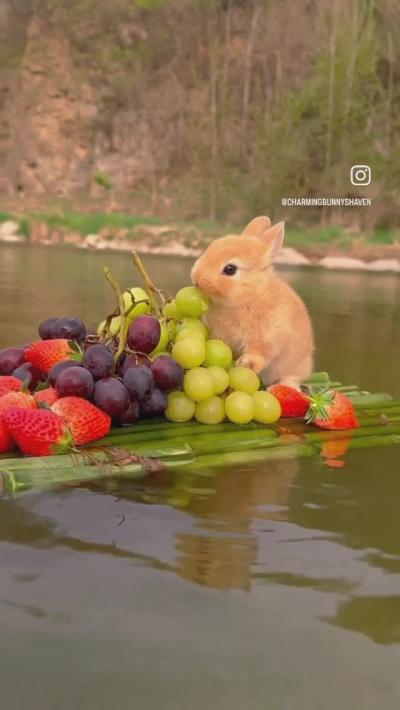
[305,387,335,424]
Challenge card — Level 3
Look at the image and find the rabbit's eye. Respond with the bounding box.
[222,263,237,276]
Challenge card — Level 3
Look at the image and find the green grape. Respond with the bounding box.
[150,321,169,357]
[175,286,209,318]
[252,391,281,423]
[167,319,177,341]
[171,338,206,369]
[123,287,150,321]
[165,299,183,320]
[225,391,255,424]
[183,367,214,401]
[204,339,233,369]
[97,315,121,337]
[97,287,149,338]
[175,328,206,344]
[165,391,196,422]
[195,395,225,424]
[207,366,230,395]
[176,318,208,338]
[229,366,260,394]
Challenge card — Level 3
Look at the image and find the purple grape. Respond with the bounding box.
[151,355,184,392]
[51,318,87,343]
[141,388,167,417]
[123,366,154,402]
[127,315,161,354]
[0,347,26,375]
[119,399,140,425]
[49,360,82,387]
[39,318,58,340]
[55,366,94,399]
[118,352,150,375]
[92,377,130,418]
[13,362,43,390]
[83,344,114,380]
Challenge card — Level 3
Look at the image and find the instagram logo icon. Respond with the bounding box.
[350,164,372,186]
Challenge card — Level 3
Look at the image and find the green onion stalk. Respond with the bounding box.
[1,418,400,496]
[1,366,399,495]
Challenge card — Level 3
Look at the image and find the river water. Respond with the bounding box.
[1,244,400,709]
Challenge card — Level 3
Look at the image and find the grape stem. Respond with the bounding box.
[101,266,127,367]
[98,309,118,344]
[132,251,165,317]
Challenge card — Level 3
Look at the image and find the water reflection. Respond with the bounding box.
[324,596,400,645]
[1,441,400,647]
[176,534,257,591]
[173,459,298,590]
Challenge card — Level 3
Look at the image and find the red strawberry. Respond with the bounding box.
[268,384,310,417]
[0,391,35,452]
[25,339,75,374]
[52,396,111,445]
[306,389,359,430]
[2,407,72,456]
[0,419,14,453]
[0,390,36,413]
[0,376,23,397]
[34,386,58,407]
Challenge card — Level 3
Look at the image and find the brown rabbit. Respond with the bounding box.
[191,216,314,388]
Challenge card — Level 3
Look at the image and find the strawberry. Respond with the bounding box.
[0,390,36,413]
[25,339,76,374]
[0,376,23,397]
[268,384,310,417]
[0,391,36,453]
[0,419,14,453]
[52,397,111,445]
[306,389,359,430]
[34,386,58,407]
[2,407,72,456]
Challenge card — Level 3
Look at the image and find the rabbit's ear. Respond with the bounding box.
[260,221,285,261]
[241,215,272,238]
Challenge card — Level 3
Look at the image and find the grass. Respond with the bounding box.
[0,209,398,251]
[25,210,164,235]
[0,211,14,222]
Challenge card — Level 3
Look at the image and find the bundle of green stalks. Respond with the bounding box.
[1,373,399,497]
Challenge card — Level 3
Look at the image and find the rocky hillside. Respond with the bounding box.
[0,0,399,228]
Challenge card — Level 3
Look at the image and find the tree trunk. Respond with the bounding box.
[242,2,261,153]
[325,0,339,172]
[208,13,219,221]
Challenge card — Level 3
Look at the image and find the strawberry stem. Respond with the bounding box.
[305,387,335,424]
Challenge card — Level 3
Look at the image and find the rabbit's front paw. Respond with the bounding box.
[236,353,265,373]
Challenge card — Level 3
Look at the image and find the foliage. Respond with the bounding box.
[94,173,113,191]
[2,0,400,230]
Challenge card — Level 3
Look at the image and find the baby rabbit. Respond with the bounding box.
[191,216,314,388]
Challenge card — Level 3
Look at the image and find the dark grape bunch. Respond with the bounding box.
[0,309,185,425]
[0,278,279,436]
[48,314,181,422]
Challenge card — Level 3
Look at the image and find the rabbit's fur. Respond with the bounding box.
[191,216,314,388]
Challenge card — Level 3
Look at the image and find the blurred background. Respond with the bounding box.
[0,0,399,251]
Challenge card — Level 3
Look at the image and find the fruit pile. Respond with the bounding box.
[0,261,359,457]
